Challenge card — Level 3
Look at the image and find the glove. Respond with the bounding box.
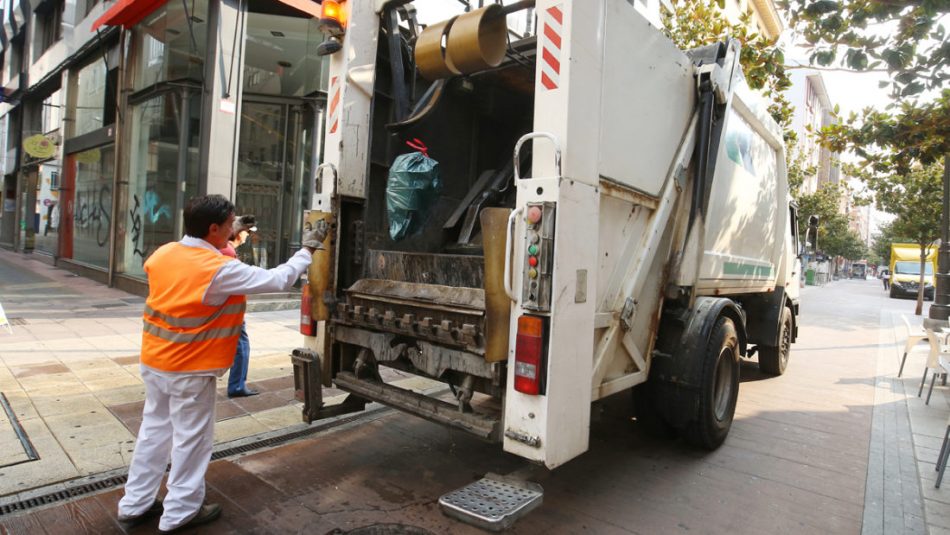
[232,214,257,235]
[301,224,327,250]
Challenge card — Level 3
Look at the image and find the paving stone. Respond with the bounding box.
[9,362,70,379]
[92,384,146,406]
[252,405,304,431]
[213,415,268,443]
[31,392,104,419]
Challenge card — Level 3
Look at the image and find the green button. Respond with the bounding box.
[528,245,539,255]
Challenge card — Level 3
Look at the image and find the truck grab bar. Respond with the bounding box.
[513,132,561,180]
[503,206,525,301]
[314,162,338,208]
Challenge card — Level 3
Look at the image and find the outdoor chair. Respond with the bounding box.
[936,416,950,488]
[899,314,930,377]
[918,329,950,405]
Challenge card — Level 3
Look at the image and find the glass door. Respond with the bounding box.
[235,100,315,268]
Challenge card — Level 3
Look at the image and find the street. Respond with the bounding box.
[1,265,949,534]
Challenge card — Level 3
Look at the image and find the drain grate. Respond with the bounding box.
[439,476,543,532]
[0,407,385,517]
[6,318,27,326]
[0,476,127,516]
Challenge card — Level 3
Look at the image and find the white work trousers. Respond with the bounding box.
[118,367,217,531]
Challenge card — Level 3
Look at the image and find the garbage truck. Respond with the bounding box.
[292,0,804,477]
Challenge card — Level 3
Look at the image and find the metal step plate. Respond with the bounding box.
[439,475,543,532]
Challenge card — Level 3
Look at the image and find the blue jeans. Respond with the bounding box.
[227,323,250,395]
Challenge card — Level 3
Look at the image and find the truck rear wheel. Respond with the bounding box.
[758,307,791,376]
[683,316,740,450]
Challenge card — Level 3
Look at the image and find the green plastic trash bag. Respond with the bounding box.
[387,139,441,241]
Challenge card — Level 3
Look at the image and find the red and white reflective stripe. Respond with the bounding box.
[539,4,563,91]
[328,76,341,134]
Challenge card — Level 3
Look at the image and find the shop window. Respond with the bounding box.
[131,0,209,92]
[34,0,65,60]
[71,145,113,268]
[73,59,109,136]
[118,91,200,277]
[33,162,61,255]
[243,12,327,97]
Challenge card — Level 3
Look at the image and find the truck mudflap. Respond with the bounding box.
[333,372,502,442]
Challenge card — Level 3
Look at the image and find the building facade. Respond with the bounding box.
[0,0,328,295]
[721,0,784,42]
[788,69,841,194]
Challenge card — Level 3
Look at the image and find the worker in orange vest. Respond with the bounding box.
[117,195,326,533]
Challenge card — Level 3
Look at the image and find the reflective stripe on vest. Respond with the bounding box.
[143,302,246,328]
[143,319,244,343]
[140,242,247,372]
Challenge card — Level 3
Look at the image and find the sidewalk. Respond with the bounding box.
[0,249,429,500]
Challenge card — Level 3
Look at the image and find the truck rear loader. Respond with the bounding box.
[291,0,803,508]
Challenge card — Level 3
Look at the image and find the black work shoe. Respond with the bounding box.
[227,388,259,398]
[118,499,163,529]
[158,503,222,534]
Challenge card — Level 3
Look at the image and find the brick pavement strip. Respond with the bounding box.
[861,309,927,535]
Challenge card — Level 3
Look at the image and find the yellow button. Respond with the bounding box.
[528,268,538,279]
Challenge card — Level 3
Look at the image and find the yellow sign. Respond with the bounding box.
[23,134,56,159]
[74,148,101,165]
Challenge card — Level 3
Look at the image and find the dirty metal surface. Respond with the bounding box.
[333,372,501,441]
[365,250,485,289]
[338,279,486,353]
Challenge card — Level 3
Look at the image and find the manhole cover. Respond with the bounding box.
[327,524,435,535]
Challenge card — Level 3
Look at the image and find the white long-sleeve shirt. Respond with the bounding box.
[176,236,313,306]
[144,236,313,377]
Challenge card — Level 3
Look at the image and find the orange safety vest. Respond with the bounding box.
[140,242,247,372]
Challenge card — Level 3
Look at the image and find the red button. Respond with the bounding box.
[527,206,542,224]
[528,256,538,267]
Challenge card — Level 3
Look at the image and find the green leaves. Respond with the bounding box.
[664,0,795,137]
[805,0,840,16]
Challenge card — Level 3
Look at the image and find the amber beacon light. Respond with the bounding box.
[317,0,346,56]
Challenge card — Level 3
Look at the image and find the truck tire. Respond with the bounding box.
[758,307,791,376]
[683,316,740,450]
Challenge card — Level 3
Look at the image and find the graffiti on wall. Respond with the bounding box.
[129,189,172,260]
[74,185,112,247]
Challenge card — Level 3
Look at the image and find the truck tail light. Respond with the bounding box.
[300,285,317,336]
[514,315,545,395]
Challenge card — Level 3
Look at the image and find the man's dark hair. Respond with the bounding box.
[183,195,234,238]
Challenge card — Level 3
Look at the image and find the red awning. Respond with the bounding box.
[91,0,169,31]
[92,0,320,31]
